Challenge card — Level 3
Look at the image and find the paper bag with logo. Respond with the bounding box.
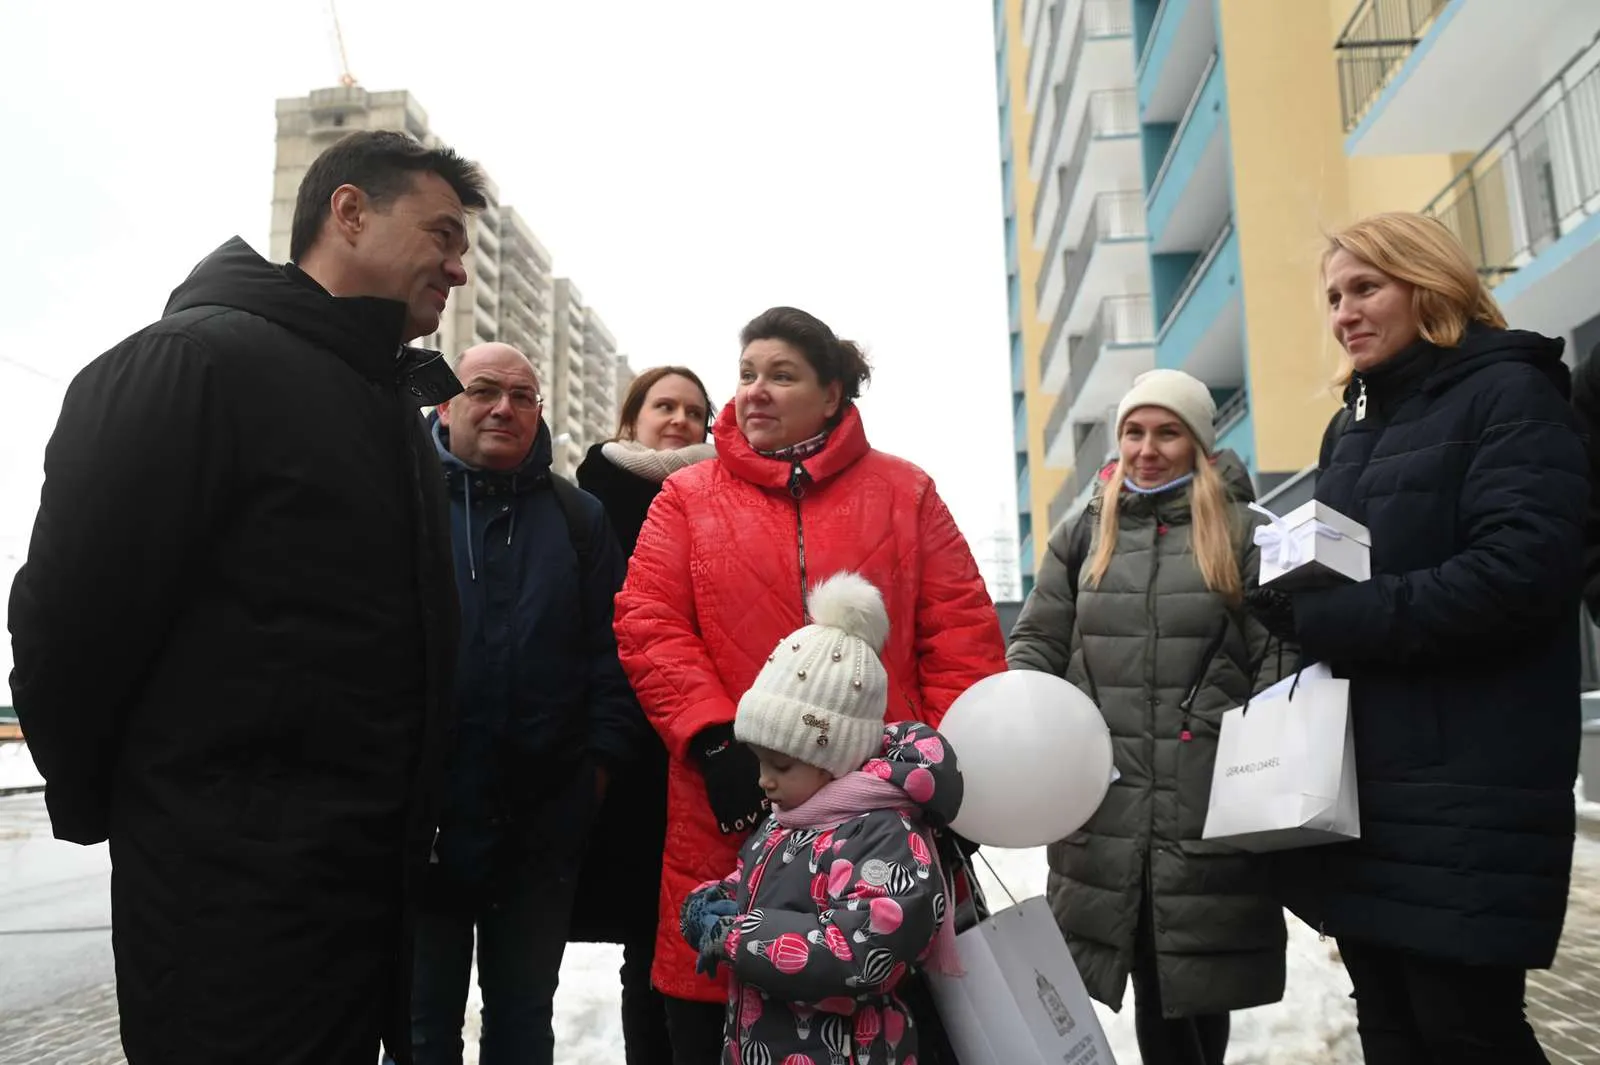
[1201,663,1359,852]
[928,895,1117,1065]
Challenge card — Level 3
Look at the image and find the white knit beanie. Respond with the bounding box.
[1115,369,1217,454]
[735,573,890,778]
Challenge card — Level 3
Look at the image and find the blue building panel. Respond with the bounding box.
[1137,0,1193,107]
[1214,408,1256,469]
[1132,0,1165,66]
[1156,226,1241,370]
[1146,58,1226,239]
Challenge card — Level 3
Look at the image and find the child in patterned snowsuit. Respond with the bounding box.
[679,572,964,1065]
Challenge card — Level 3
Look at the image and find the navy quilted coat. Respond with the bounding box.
[1281,326,1586,969]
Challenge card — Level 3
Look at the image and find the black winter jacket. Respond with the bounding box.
[569,443,673,942]
[429,419,638,899]
[1570,344,1600,619]
[8,237,461,1065]
[1281,326,1586,969]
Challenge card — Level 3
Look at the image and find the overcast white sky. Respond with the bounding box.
[0,2,1018,698]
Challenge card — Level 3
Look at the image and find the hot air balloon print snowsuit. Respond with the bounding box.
[689,722,961,1065]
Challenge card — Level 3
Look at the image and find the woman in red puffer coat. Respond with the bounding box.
[614,306,1007,1063]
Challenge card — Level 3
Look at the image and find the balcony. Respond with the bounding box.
[1036,89,1141,261]
[1030,1,1135,177]
[1424,33,1600,337]
[1335,0,1450,134]
[1063,294,1157,424]
[1146,52,1230,252]
[1018,464,1033,517]
[1137,0,1215,124]
[1040,191,1149,339]
[1344,0,1600,155]
[1013,395,1028,452]
[1212,389,1253,465]
[1156,221,1245,390]
[1048,418,1115,498]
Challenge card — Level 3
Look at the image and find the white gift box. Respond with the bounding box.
[1250,500,1371,590]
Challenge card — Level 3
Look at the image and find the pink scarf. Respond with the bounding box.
[775,772,963,977]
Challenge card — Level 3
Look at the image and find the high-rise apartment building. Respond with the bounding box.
[271,85,629,476]
[997,1,1494,584]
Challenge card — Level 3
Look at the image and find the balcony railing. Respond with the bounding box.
[1335,0,1451,133]
[1048,191,1149,316]
[1032,5,1138,233]
[1036,91,1142,301]
[1423,30,1600,285]
[1067,420,1114,500]
[1027,2,1063,143]
[1213,388,1249,438]
[1158,217,1234,338]
[1069,294,1156,395]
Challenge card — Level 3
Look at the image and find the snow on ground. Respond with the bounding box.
[973,847,1360,1065]
[1578,776,1600,826]
[0,742,43,790]
[525,845,1362,1065]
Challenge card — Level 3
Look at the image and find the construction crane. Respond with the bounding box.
[328,0,358,87]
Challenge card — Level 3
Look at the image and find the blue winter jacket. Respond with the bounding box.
[429,414,641,888]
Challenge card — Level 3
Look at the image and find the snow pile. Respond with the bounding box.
[0,743,43,791]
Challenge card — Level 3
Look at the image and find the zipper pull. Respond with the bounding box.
[1354,379,1368,422]
[1180,727,1193,743]
[788,461,807,499]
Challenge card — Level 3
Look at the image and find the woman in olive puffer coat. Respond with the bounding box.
[1008,369,1287,1065]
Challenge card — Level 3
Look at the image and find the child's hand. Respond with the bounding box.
[679,887,738,950]
[694,913,736,978]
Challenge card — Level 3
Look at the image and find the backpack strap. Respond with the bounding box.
[549,474,598,578]
[1065,509,1095,597]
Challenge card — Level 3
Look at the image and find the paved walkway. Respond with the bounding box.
[1529,819,1600,1065]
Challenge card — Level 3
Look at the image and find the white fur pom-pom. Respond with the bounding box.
[806,572,890,653]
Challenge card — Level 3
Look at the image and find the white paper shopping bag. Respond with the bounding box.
[928,896,1117,1065]
[1201,663,1359,852]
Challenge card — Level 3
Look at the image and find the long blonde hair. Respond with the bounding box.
[1324,212,1507,386]
[1084,426,1243,604]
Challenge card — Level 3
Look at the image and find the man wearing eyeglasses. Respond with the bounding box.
[414,342,639,1065]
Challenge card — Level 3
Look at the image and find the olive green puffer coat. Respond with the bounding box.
[1007,452,1287,1019]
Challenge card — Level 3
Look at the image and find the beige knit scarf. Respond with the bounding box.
[601,439,717,483]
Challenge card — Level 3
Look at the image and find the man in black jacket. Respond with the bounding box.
[1573,344,1600,619]
[411,342,638,1065]
[8,130,486,1065]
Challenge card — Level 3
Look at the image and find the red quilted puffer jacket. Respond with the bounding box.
[613,402,1007,1003]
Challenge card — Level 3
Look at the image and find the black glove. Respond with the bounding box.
[1243,586,1298,643]
[691,724,770,835]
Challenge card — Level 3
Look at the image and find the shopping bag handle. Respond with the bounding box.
[973,850,1021,909]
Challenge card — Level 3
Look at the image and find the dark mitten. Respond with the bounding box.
[691,724,770,834]
[1243,586,1298,643]
[694,914,737,978]
[679,886,737,950]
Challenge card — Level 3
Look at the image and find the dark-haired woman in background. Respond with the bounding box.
[613,307,1007,1063]
[569,366,716,1065]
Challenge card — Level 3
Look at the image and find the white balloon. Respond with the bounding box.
[942,670,1113,849]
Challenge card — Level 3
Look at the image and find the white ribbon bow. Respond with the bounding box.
[1249,502,1344,571]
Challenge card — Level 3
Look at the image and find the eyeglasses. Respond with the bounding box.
[463,383,542,410]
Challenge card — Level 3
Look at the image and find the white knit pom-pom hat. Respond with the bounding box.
[734,572,890,777]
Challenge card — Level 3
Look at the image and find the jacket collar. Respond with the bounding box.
[430,412,554,497]
[713,402,872,490]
